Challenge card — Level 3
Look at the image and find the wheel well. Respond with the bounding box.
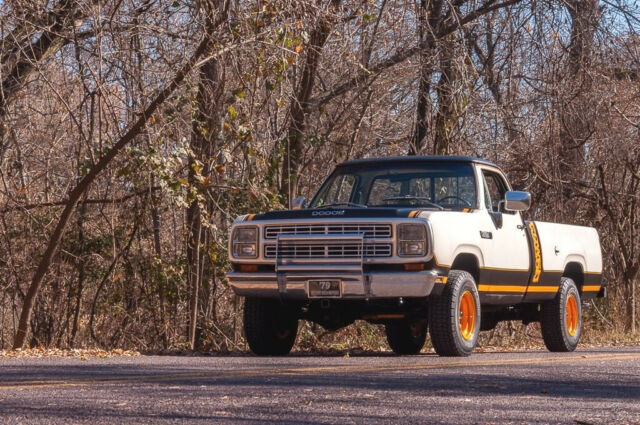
[451,254,480,283]
[563,262,584,290]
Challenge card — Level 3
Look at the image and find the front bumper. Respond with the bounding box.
[226,270,439,299]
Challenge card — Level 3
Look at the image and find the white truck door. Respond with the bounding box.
[477,168,531,295]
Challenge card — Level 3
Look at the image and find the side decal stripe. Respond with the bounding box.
[528,221,543,284]
[478,284,559,293]
[525,286,560,293]
[582,285,602,292]
[478,285,527,293]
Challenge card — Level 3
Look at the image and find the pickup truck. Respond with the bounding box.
[227,156,604,356]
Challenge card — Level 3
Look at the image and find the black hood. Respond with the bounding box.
[249,207,417,221]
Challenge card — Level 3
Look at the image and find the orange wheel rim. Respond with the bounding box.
[566,294,579,337]
[459,290,476,340]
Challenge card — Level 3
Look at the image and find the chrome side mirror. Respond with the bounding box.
[291,196,307,210]
[504,191,531,212]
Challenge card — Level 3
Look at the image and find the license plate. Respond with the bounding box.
[308,280,341,297]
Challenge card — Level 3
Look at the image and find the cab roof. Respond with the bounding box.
[339,155,498,168]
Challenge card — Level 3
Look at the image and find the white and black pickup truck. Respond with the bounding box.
[227,156,604,357]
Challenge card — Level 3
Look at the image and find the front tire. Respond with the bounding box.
[428,270,481,356]
[540,277,582,352]
[385,319,428,355]
[244,297,298,356]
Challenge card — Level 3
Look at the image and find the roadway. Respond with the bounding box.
[1,346,639,424]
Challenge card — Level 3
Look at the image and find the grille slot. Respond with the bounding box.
[264,243,392,259]
[264,223,391,239]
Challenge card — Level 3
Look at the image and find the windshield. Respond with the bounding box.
[310,163,477,209]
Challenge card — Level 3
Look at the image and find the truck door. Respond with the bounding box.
[478,168,531,302]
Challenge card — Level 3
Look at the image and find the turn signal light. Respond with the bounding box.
[239,264,258,272]
[404,263,425,271]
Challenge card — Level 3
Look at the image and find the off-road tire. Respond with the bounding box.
[385,319,428,355]
[540,277,582,352]
[244,297,298,356]
[428,270,481,357]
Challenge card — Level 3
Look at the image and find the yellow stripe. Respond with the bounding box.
[528,221,542,284]
[478,284,560,294]
[478,285,527,293]
[408,210,419,218]
[582,285,601,292]
[246,214,256,221]
[543,270,602,275]
[526,286,559,293]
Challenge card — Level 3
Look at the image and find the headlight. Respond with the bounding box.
[232,226,258,258]
[398,223,427,256]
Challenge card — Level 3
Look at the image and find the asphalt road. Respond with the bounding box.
[0,347,639,424]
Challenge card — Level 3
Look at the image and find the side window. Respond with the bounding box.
[482,171,508,213]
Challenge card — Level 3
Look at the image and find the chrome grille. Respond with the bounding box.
[264,243,392,259]
[264,223,392,239]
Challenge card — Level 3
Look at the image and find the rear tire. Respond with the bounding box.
[540,277,582,352]
[385,319,428,355]
[428,270,481,357]
[244,297,298,356]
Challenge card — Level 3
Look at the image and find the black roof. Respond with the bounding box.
[339,155,498,168]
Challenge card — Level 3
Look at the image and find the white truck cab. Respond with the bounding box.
[227,156,603,356]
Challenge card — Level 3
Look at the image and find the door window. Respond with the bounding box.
[316,174,355,206]
[482,171,508,213]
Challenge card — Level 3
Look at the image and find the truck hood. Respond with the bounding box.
[247,207,424,221]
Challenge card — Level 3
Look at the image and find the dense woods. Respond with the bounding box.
[1,0,639,350]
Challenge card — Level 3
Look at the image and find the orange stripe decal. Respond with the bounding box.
[526,286,559,293]
[478,285,527,293]
[408,210,419,218]
[582,285,601,292]
[246,214,256,221]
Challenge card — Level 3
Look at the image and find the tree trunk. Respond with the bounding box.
[433,37,460,155]
[187,33,222,350]
[12,32,217,349]
[280,1,338,206]
[409,0,443,155]
[557,0,601,202]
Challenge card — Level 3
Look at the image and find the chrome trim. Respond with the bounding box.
[227,270,438,299]
[504,191,532,212]
[265,243,392,260]
[228,217,434,265]
[264,223,392,239]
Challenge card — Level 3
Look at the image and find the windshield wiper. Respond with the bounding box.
[317,202,368,209]
[382,196,444,210]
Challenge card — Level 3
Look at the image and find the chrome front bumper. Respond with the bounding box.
[226,270,439,299]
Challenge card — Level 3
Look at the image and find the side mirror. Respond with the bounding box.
[291,196,307,210]
[504,191,531,212]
